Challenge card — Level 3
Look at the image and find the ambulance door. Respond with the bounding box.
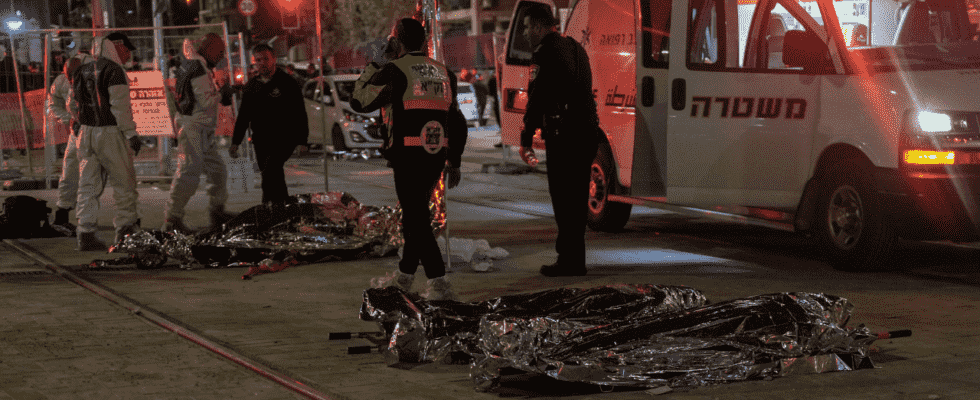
[666,0,832,209]
[499,0,556,148]
[632,0,672,197]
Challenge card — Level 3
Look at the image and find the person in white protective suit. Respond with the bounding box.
[47,52,96,236]
[70,32,144,251]
[162,32,235,234]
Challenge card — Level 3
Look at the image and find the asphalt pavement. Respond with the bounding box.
[1,127,978,400]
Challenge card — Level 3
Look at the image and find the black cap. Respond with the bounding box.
[105,32,136,50]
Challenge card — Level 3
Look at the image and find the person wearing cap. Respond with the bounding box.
[70,32,144,251]
[518,7,600,277]
[228,44,308,206]
[162,32,235,234]
[47,52,96,236]
[350,18,468,301]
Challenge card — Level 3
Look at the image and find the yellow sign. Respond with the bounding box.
[126,70,176,137]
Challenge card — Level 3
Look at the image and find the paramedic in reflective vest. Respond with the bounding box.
[71,32,144,251]
[162,33,235,234]
[519,7,600,277]
[351,18,466,301]
[48,52,94,236]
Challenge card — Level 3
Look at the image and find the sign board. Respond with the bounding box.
[126,70,176,137]
[238,0,257,17]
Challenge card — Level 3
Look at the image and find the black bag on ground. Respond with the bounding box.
[0,195,58,239]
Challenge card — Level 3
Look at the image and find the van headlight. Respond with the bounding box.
[903,110,980,168]
[915,111,976,134]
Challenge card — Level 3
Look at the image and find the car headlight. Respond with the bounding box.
[344,110,368,123]
[915,111,977,134]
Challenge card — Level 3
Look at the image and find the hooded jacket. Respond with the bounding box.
[175,36,230,128]
[71,36,137,139]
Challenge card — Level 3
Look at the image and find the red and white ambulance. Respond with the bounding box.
[497,0,980,270]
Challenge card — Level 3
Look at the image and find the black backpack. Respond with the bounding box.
[0,195,55,239]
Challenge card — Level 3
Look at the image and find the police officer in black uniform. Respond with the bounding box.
[519,6,600,277]
[351,18,467,301]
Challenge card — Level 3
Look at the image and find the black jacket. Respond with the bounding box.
[231,68,309,146]
[521,32,598,148]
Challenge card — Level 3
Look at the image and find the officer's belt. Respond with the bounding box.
[404,136,449,147]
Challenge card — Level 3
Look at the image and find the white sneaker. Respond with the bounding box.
[425,276,457,301]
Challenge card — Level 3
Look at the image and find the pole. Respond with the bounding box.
[43,33,53,188]
[315,0,327,192]
[9,35,34,180]
[153,0,170,176]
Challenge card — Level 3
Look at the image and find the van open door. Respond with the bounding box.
[498,0,556,149]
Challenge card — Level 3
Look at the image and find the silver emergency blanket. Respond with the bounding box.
[110,191,446,269]
[359,285,877,391]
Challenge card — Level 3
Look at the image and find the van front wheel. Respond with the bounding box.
[587,144,632,232]
[812,161,897,271]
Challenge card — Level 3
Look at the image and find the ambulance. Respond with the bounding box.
[497,0,980,270]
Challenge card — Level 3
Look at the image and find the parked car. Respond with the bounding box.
[457,82,480,126]
[301,75,384,152]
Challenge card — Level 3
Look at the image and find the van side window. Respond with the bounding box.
[642,0,672,68]
[506,2,552,66]
[688,0,833,73]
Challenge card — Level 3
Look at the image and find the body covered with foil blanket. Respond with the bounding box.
[359,285,877,391]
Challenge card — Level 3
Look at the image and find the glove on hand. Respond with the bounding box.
[128,135,143,156]
[445,165,461,189]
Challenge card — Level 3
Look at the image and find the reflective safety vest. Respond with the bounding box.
[389,54,453,156]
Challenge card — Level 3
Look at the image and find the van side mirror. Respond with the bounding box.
[782,30,833,73]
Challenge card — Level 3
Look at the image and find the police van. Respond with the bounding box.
[497,0,980,270]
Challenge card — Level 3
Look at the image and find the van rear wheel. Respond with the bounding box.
[332,125,348,152]
[812,161,897,271]
[587,144,632,232]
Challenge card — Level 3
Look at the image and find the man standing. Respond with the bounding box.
[518,7,599,276]
[228,44,308,205]
[71,32,144,251]
[351,18,467,301]
[162,33,235,234]
[48,52,94,236]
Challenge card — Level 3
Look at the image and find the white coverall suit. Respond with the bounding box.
[72,37,140,235]
[163,38,229,221]
[48,53,96,211]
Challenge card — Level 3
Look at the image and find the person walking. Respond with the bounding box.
[228,44,308,206]
[162,33,235,234]
[70,32,144,251]
[351,18,468,301]
[48,52,94,236]
[518,7,600,276]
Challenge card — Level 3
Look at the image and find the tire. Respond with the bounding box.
[812,161,897,271]
[587,144,632,232]
[331,125,348,152]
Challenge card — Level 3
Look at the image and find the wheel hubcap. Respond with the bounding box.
[827,184,863,249]
[589,163,606,213]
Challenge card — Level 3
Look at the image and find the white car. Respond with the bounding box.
[457,82,480,126]
[302,75,384,152]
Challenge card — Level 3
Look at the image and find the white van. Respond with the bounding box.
[498,0,980,270]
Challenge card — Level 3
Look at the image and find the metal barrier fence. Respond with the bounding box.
[0,24,250,190]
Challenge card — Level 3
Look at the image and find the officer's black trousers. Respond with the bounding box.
[254,141,296,204]
[392,158,447,279]
[544,137,598,267]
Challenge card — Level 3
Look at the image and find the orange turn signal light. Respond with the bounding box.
[904,150,955,165]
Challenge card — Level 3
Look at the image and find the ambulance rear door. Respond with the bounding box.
[632,0,673,197]
[666,0,836,210]
[499,0,556,149]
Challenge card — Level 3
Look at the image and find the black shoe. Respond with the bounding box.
[77,232,108,252]
[539,263,587,277]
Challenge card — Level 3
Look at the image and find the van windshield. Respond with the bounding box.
[836,0,980,72]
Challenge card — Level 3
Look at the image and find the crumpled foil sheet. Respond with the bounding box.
[359,285,877,391]
[111,190,446,269]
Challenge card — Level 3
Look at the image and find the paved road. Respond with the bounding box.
[2,127,980,399]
